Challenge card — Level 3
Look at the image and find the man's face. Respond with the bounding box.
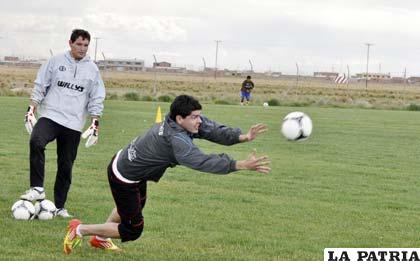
[69,36,89,60]
[177,110,202,134]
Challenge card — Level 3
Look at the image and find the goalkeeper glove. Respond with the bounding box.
[81,119,99,148]
[25,105,37,135]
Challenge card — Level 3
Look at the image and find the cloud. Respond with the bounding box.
[1,0,420,74]
[274,2,420,35]
[0,13,192,42]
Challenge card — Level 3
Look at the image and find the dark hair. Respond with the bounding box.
[170,95,202,121]
[70,29,91,42]
[247,75,251,79]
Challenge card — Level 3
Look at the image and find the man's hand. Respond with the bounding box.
[235,150,270,174]
[25,105,37,135]
[239,123,268,142]
[81,119,99,148]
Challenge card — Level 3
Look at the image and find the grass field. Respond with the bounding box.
[1,96,420,260]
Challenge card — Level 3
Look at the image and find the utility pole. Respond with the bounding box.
[214,40,222,79]
[101,52,106,71]
[249,59,254,72]
[365,43,373,90]
[202,57,206,71]
[346,64,350,89]
[94,37,101,62]
[202,57,207,88]
[295,62,300,97]
[153,54,158,95]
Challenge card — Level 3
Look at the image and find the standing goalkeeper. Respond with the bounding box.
[21,29,106,218]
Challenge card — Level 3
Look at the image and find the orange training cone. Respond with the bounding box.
[155,106,162,123]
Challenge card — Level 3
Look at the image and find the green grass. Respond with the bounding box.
[1,97,420,260]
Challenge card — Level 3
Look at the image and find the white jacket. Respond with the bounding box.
[31,51,106,132]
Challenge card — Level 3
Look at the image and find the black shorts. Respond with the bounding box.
[107,155,147,242]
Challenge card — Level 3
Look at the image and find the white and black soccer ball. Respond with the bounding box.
[34,199,56,220]
[263,102,269,107]
[281,111,313,141]
[11,200,36,220]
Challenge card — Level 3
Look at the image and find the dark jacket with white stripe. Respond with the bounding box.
[115,114,242,182]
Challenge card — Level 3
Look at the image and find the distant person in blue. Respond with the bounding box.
[240,75,254,106]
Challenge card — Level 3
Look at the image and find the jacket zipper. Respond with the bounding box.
[74,65,77,78]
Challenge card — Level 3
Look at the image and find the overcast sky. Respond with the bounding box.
[1,0,420,75]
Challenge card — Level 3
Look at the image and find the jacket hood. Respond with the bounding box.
[64,51,91,63]
[165,114,185,133]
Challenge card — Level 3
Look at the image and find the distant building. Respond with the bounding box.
[223,69,241,76]
[408,77,420,84]
[96,59,145,71]
[265,71,282,77]
[153,61,171,68]
[355,72,391,80]
[201,67,223,76]
[0,56,41,68]
[149,61,186,73]
[313,72,339,78]
[4,56,19,62]
[147,66,187,73]
[390,77,406,84]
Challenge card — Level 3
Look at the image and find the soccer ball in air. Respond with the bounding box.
[11,200,36,220]
[281,111,313,141]
[34,199,56,220]
[263,102,269,107]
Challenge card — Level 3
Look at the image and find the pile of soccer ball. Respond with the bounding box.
[281,111,313,141]
[11,199,56,221]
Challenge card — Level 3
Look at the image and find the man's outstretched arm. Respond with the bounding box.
[235,150,270,174]
[239,123,268,142]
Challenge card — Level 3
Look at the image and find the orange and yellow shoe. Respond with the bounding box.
[89,236,121,251]
[63,219,82,254]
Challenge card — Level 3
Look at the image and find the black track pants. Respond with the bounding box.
[29,117,81,208]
